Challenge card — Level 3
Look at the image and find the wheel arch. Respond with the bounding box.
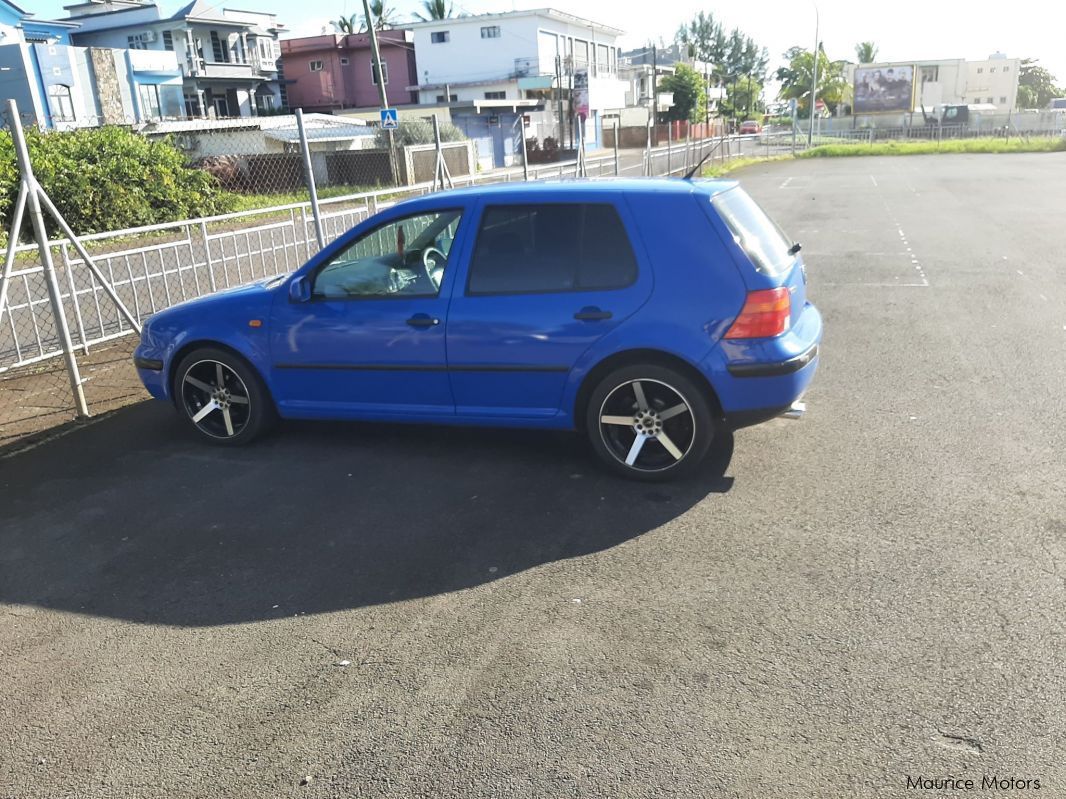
[168,339,271,406]
[574,348,724,432]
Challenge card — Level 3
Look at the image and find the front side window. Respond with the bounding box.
[712,188,794,276]
[312,210,463,299]
[467,204,638,295]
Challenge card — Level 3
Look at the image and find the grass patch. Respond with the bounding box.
[224,184,393,213]
[700,155,792,178]
[799,137,1066,158]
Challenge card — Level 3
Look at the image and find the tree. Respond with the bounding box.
[855,42,878,64]
[724,76,765,120]
[413,0,453,21]
[660,63,707,123]
[675,11,727,79]
[360,0,397,31]
[776,45,849,117]
[1016,85,1038,109]
[332,13,358,33]
[1018,60,1062,108]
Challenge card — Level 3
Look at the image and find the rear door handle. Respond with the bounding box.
[574,307,613,321]
[406,313,440,328]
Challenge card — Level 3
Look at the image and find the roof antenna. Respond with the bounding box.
[683,142,717,180]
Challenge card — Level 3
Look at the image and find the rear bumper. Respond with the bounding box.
[703,302,822,429]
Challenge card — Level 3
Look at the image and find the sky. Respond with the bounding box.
[31,0,1066,89]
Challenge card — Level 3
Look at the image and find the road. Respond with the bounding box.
[2,153,1065,798]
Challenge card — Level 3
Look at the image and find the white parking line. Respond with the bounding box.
[780,176,794,189]
[869,175,878,187]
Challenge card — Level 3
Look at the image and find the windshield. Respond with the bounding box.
[711,187,795,275]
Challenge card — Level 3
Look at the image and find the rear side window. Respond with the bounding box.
[467,203,638,295]
[711,188,794,275]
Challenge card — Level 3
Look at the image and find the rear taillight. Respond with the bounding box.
[724,288,791,339]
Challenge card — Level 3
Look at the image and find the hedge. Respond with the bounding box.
[0,126,235,242]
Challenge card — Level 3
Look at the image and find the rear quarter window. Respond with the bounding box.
[711,188,794,276]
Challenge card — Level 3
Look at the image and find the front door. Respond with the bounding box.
[269,208,466,419]
[446,201,652,418]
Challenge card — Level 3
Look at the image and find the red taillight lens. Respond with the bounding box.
[724,288,791,339]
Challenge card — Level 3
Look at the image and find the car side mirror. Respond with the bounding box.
[289,275,311,303]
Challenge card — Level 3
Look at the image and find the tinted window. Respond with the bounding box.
[467,204,638,295]
[711,188,794,275]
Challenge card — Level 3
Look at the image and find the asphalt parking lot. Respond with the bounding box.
[2,152,1065,798]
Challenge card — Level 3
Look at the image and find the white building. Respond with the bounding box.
[407,8,628,156]
[63,0,285,119]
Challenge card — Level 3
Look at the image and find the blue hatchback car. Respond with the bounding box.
[134,178,821,480]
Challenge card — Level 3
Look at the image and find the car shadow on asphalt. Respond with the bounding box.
[0,401,733,626]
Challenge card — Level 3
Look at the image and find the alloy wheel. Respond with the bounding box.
[179,360,252,439]
[598,378,696,473]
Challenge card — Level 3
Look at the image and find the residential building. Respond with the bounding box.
[280,30,416,113]
[64,0,285,118]
[0,0,183,127]
[618,45,718,121]
[407,9,629,165]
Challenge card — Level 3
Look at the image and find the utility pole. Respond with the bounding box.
[362,0,398,181]
[651,44,658,130]
[807,4,819,147]
[555,53,564,146]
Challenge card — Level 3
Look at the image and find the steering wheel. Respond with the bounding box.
[422,246,447,289]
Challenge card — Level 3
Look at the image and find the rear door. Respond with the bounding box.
[445,199,652,418]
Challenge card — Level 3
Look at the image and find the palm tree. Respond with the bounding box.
[413,0,453,21]
[360,0,398,31]
[332,13,358,34]
[854,41,878,64]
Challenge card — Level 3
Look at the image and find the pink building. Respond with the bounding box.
[281,30,416,112]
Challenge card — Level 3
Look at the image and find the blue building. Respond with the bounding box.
[0,0,184,128]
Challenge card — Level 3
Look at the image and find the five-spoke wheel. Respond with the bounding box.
[586,364,716,480]
[173,348,274,445]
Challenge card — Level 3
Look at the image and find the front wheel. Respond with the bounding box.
[172,347,275,445]
[585,364,716,481]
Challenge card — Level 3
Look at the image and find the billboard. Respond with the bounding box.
[573,68,589,119]
[854,65,915,114]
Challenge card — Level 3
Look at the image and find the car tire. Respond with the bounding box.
[585,364,716,481]
[172,347,275,446]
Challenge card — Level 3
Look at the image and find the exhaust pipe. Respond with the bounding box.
[780,401,806,420]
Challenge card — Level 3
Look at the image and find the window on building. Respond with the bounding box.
[436,94,458,102]
[47,84,75,122]
[309,60,324,72]
[1003,66,1010,72]
[210,31,228,62]
[256,94,275,113]
[184,93,202,117]
[258,38,272,62]
[987,97,994,104]
[481,26,501,38]
[370,60,389,84]
[990,66,996,73]
[431,31,450,43]
[340,56,349,66]
[484,90,506,99]
[976,67,983,73]
[921,66,939,83]
[127,35,147,50]
[1000,96,1007,104]
[467,204,639,295]
[138,84,162,119]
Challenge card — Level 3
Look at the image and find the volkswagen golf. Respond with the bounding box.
[133,179,821,481]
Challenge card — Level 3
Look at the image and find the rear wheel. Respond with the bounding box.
[173,347,275,445]
[585,364,716,481]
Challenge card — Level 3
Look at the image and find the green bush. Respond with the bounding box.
[375,117,466,148]
[0,125,235,239]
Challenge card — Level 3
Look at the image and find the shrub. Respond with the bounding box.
[375,117,466,148]
[0,125,235,239]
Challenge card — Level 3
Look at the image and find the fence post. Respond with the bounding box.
[613,120,620,176]
[666,123,672,174]
[792,118,797,156]
[296,108,325,251]
[6,99,89,418]
[644,120,652,176]
[0,178,28,330]
[60,242,89,355]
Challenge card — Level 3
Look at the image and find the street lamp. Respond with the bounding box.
[807,3,819,147]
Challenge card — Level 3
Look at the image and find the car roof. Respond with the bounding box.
[394,177,739,210]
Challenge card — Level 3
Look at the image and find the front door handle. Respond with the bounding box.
[574,307,613,321]
[406,313,440,328]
